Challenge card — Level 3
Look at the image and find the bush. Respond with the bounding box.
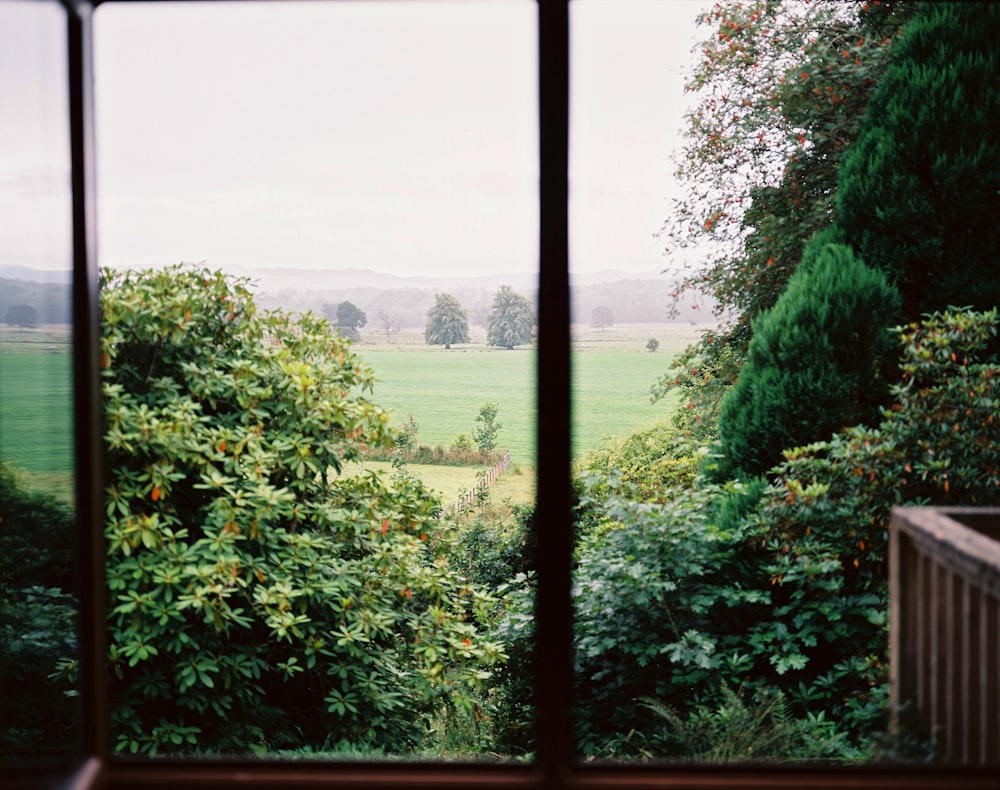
[101,266,505,754]
[575,422,702,503]
[716,239,900,479]
[0,462,80,764]
[571,309,1000,760]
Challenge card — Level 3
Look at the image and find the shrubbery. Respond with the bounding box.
[716,238,900,480]
[571,309,1000,760]
[0,462,80,763]
[101,266,505,754]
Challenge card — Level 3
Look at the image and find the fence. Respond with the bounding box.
[889,506,1000,764]
[448,451,511,515]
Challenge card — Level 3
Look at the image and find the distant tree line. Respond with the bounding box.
[0,279,71,326]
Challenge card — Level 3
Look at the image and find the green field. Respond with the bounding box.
[0,328,74,497]
[0,322,708,501]
[340,459,535,508]
[357,323,706,462]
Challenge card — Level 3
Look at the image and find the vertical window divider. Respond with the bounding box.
[67,0,109,783]
[535,0,572,784]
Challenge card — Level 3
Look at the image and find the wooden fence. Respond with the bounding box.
[448,451,511,514]
[889,507,1000,764]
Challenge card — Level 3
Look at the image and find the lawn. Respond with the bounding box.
[356,322,708,462]
[338,459,535,509]
[0,328,74,499]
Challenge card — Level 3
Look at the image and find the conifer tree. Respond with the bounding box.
[837,2,1000,318]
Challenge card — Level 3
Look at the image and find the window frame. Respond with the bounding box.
[49,0,1000,786]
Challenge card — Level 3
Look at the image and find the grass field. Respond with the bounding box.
[0,327,74,498]
[0,321,710,501]
[356,322,708,462]
[340,459,535,508]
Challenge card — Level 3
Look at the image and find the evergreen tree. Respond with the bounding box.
[837,2,1000,319]
[716,238,901,479]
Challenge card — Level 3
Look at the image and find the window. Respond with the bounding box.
[2,0,996,787]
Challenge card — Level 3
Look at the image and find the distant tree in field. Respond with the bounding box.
[472,401,502,452]
[376,309,401,341]
[646,338,659,353]
[591,306,614,330]
[487,286,534,350]
[424,293,470,349]
[837,1,1000,320]
[5,304,38,329]
[323,301,367,342]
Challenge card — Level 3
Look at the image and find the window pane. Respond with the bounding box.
[94,0,537,759]
[0,0,82,774]
[569,1,709,761]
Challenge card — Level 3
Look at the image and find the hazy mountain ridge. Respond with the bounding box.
[1,264,718,329]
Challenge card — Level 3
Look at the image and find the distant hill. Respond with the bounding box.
[231,265,717,328]
[0,264,719,331]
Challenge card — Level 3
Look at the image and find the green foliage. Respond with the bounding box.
[572,475,769,757]
[0,462,80,763]
[450,432,473,453]
[572,310,1000,760]
[324,301,367,342]
[472,402,502,453]
[716,240,900,479]
[486,286,534,350]
[663,0,912,328]
[654,1,915,443]
[424,293,470,348]
[645,338,659,353]
[837,2,1000,319]
[101,266,505,754]
[575,422,701,503]
[639,684,857,763]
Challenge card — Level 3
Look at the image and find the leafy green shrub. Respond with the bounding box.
[572,475,770,757]
[575,422,702,503]
[451,432,473,453]
[101,266,505,754]
[716,239,900,479]
[0,462,80,764]
[572,309,1000,760]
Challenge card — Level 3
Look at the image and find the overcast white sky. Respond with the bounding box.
[2,0,708,278]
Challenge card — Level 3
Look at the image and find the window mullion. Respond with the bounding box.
[535,0,573,783]
[68,0,110,780]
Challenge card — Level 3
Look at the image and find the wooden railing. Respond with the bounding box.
[889,506,1000,764]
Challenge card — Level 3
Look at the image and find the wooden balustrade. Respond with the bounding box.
[890,507,1000,764]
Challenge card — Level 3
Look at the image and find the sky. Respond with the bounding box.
[2,0,710,279]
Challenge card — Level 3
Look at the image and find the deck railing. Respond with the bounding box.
[889,506,1000,764]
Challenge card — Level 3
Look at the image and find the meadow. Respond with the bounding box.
[0,327,74,498]
[357,322,707,463]
[0,321,709,502]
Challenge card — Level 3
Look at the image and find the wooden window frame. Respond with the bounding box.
[45,0,1000,786]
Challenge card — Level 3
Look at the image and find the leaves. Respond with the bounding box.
[102,265,505,753]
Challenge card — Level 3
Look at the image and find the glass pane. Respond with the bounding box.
[94,0,537,759]
[571,0,990,767]
[0,0,82,775]
[569,1,708,761]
